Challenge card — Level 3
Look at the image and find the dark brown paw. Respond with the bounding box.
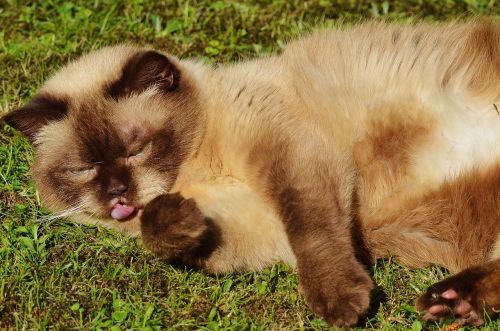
[300,263,374,327]
[416,266,489,326]
[140,193,217,264]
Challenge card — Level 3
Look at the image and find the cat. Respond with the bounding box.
[3,21,500,327]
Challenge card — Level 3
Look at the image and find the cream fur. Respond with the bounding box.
[169,21,500,272]
[23,21,500,273]
[491,234,500,261]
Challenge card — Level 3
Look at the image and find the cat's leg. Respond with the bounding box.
[252,140,374,327]
[416,258,500,326]
[272,185,374,327]
[364,163,500,273]
[362,164,500,326]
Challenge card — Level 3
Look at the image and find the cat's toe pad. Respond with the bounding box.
[417,287,484,326]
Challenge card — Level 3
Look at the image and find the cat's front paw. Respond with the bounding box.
[299,262,374,327]
[140,193,214,264]
[416,264,500,326]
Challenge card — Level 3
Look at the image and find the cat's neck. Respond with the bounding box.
[172,58,288,190]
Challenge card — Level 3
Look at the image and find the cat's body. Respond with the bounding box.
[4,21,500,326]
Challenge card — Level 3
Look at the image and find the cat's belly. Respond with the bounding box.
[355,99,500,225]
[412,103,500,190]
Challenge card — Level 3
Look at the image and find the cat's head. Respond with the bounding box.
[3,45,204,235]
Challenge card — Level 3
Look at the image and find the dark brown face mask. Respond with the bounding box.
[2,48,201,223]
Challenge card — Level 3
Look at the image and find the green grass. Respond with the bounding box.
[1,0,499,330]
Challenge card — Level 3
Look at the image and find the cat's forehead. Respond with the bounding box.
[38,44,173,130]
[18,44,199,165]
[41,45,143,99]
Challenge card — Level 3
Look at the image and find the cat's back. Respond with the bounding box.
[282,21,498,96]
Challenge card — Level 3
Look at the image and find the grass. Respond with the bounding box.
[0,0,499,330]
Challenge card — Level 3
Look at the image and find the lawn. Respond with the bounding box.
[0,0,499,330]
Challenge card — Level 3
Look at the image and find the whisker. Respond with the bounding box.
[38,200,88,222]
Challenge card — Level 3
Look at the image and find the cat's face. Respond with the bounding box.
[4,46,203,233]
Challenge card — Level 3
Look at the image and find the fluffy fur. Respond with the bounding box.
[4,21,500,327]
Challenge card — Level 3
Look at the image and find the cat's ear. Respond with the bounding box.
[2,95,67,144]
[107,50,180,99]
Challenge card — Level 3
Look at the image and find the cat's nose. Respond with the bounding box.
[108,183,128,196]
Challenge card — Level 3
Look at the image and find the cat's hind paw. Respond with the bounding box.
[417,287,484,326]
[415,265,497,327]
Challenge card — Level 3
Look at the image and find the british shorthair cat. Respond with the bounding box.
[4,21,500,327]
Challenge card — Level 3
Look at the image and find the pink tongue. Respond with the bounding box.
[111,203,135,220]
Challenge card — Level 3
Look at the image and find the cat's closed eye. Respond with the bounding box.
[69,166,96,176]
[128,147,145,158]
[127,142,151,163]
